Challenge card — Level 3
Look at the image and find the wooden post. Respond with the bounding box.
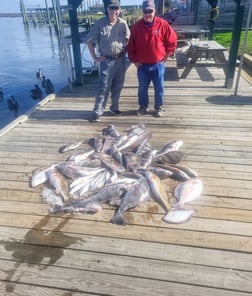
[52,0,60,34]
[68,0,83,85]
[20,0,28,26]
[45,0,52,27]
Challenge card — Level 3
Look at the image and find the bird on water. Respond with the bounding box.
[42,76,55,94]
[0,87,3,101]
[36,68,43,80]
[31,84,43,100]
[7,95,19,118]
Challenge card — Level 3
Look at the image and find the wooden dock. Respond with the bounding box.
[0,59,252,295]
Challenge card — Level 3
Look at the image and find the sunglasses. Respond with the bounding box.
[143,9,154,14]
[109,6,119,10]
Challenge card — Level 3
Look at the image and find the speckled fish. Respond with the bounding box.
[72,158,102,168]
[88,136,104,152]
[155,150,186,164]
[122,152,140,172]
[100,135,114,153]
[67,150,94,163]
[162,208,197,224]
[117,131,152,152]
[121,172,143,180]
[95,152,125,173]
[51,183,127,214]
[138,149,157,169]
[135,137,152,155]
[156,140,184,157]
[155,163,191,181]
[172,178,203,208]
[58,141,83,153]
[143,171,170,212]
[56,162,83,179]
[168,164,198,178]
[107,145,123,165]
[125,123,146,137]
[102,124,120,137]
[110,178,150,225]
[147,166,173,180]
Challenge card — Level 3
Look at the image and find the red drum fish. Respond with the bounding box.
[143,171,170,212]
[172,178,203,208]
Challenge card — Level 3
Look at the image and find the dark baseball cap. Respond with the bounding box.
[142,0,155,11]
[108,0,120,8]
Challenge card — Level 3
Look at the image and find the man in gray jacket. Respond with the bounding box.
[86,0,130,122]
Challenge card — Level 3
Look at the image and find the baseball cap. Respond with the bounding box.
[142,0,155,11]
[108,0,120,8]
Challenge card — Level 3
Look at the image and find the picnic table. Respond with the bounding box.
[179,40,228,79]
[173,25,209,41]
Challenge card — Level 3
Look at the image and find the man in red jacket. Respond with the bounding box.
[127,0,177,117]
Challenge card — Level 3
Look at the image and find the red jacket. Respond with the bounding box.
[128,17,177,64]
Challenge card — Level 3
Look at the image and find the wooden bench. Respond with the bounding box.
[175,40,191,68]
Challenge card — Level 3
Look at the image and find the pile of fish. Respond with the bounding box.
[30,124,203,225]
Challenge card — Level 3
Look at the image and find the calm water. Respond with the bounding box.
[0,17,90,129]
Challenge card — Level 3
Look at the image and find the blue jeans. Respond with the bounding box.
[137,62,165,110]
[93,56,126,115]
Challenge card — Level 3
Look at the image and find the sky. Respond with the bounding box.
[0,0,143,13]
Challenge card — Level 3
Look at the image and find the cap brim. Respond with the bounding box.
[143,6,154,10]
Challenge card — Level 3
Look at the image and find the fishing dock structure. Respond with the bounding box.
[0,58,251,295]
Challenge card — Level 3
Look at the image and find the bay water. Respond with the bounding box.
[0,17,91,129]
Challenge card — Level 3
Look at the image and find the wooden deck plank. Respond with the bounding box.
[1,243,252,293]
[1,226,251,272]
[0,212,251,252]
[0,59,252,294]
[1,260,251,296]
[1,196,252,225]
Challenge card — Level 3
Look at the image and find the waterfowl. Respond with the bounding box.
[36,68,43,80]
[31,84,43,100]
[0,87,3,101]
[42,76,47,88]
[7,95,19,117]
[42,76,55,94]
[45,78,55,94]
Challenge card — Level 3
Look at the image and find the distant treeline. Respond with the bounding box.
[0,13,22,17]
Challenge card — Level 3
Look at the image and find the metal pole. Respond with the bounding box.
[234,0,252,95]
[45,0,52,27]
[224,2,245,88]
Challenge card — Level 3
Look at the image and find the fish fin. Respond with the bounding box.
[110,212,126,225]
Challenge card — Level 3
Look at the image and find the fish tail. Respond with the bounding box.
[110,211,126,225]
[49,205,63,213]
